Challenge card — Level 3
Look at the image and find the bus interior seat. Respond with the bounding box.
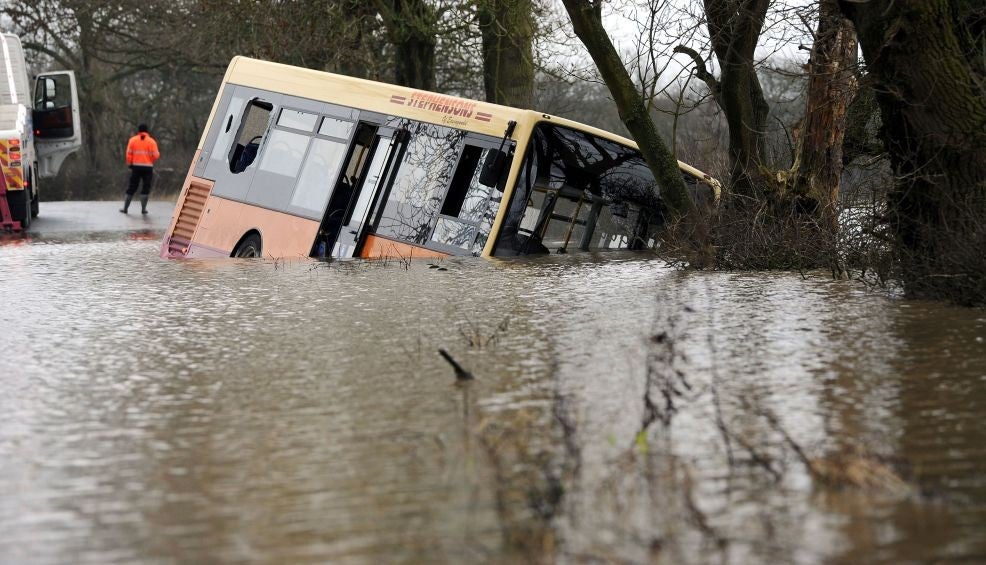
[229,144,244,172]
[233,135,263,173]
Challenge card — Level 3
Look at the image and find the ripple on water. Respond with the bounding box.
[1,236,985,563]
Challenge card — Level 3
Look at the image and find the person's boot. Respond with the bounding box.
[120,194,132,213]
[140,195,149,214]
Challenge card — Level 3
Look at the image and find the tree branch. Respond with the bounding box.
[673,45,722,104]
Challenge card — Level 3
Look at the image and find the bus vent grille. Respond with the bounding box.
[168,237,188,256]
[170,179,211,255]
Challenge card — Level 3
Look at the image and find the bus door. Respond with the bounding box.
[313,124,403,258]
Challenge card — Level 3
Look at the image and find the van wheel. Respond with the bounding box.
[233,233,262,258]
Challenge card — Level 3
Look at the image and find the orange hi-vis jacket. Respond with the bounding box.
[126,132,161,167]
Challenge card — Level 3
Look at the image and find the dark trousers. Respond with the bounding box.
[127,166,154,195]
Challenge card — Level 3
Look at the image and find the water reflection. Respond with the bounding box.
[0,233,32,246]
[1,234,985,563]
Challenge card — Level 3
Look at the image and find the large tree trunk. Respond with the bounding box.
[839,0,986,304]
[704,0,770,194]
[379,0,437,90]
[75,5,102,175]
[477,0,535,108]
[841,81,881,166]
[326,1,379,79]
[560,0,692,217]
[676,1,770,194]
[793,0,858,227]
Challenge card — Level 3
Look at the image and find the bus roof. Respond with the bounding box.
[219,57,718,186]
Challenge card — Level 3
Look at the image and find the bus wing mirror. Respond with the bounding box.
[479,149,507,187]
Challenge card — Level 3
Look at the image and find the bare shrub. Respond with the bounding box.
[660,190,841,273]
[893,187,986,307]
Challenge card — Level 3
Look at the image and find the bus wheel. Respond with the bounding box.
[233,233,262,258]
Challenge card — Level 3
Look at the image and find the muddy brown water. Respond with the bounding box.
[1,228,984,563]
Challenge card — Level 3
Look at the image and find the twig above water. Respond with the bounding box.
[438,348,474,381]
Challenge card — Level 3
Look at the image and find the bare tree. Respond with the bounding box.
[674,0,771,194]
[559,0,693,217]
[4,0,400,197]
[477,0,536,107]
[376,0,438,89]
[838,0,986,305]
[791,0,857,227]
[7,1,176,178]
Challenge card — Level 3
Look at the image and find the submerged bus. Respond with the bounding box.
[161,57,718,260]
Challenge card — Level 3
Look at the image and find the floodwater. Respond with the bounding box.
[1,214,985,564]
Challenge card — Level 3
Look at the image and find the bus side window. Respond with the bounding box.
[229,99,273,174]
[441,145,486,219]
[374,122,464,245]
[431,145,505,254]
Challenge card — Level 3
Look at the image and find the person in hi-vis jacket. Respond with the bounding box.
[120,124,160,214]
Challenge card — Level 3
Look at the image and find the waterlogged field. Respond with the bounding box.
[1,218,985,563]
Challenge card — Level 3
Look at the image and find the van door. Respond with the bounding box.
[32,71,82,178]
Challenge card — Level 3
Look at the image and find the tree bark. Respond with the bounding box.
[560,0,692,218]
[839,0,986,304]
[378,0,437,90]
[477,0,535,108]
[841,81,881,165]
[793,0,858,227]
[703,0,771,194]
[338,2,379,79]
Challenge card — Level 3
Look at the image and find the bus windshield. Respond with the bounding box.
[494,123,665,256]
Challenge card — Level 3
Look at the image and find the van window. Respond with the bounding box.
[34,74,72,110]
[33,74,76,138]
[228,99,273,173]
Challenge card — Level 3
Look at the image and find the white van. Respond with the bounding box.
[0,33,82,230]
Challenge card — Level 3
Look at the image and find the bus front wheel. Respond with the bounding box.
[233,233,262,258]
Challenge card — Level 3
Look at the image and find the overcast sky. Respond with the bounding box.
[542,0,814,86]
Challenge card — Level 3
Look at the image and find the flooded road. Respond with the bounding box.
[1,208,985,563]
[14,200,175,235]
